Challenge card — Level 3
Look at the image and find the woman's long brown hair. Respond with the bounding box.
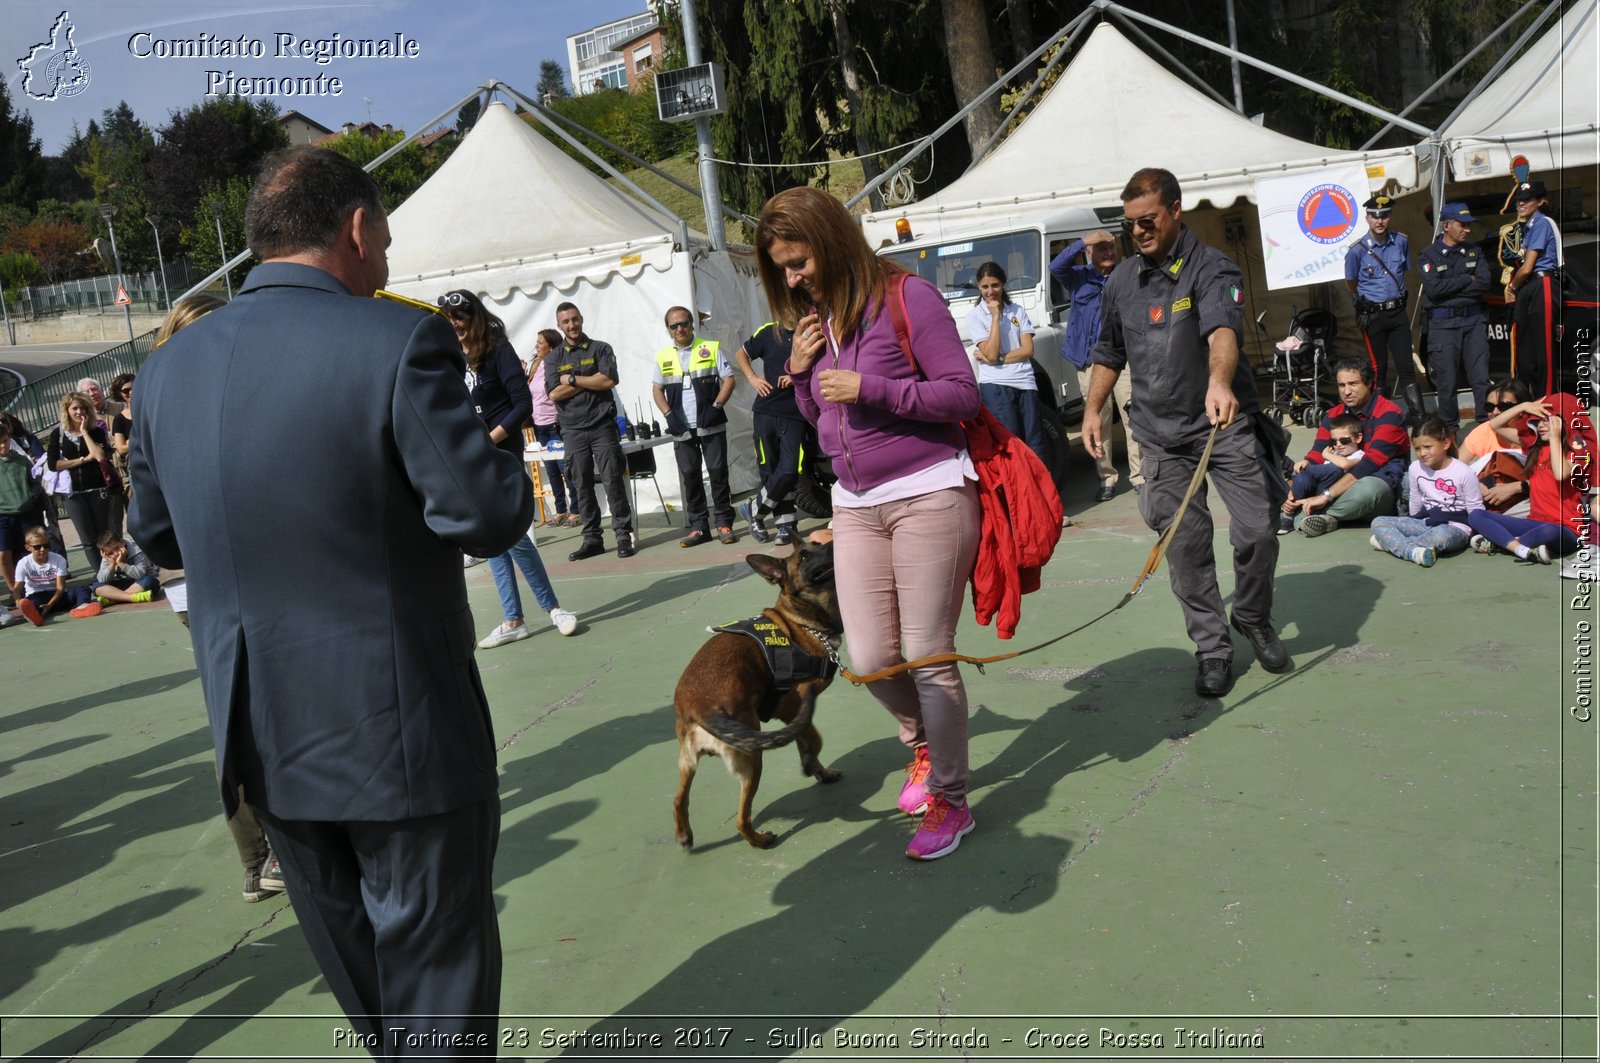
[754,187,907,341]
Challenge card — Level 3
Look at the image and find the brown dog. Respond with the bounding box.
[673,541,843,850]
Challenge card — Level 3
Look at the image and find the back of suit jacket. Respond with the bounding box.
[129,263,535,821]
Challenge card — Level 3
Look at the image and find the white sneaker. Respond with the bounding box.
[550,607,578,636]
[463,554,485,568]
[478,621,531,649]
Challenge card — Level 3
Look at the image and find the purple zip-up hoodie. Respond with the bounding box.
[788,275,979,493]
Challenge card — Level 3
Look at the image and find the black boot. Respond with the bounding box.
[1402,382,1427,428]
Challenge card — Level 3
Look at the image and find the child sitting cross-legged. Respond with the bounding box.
[92,530,161,605]
[13,526,94,624]
[1368,416,1483,567]
[1280,412,1365,534]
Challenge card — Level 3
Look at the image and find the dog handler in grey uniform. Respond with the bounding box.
[1083,168,1290,697]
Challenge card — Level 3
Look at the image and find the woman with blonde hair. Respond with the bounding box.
[757,186,982,861]
[47,390,118,569]
[153,294,226,347]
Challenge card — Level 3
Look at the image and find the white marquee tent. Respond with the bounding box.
[385,101,768,516]
[1440,0,1598,181]
[861,22,1422,247]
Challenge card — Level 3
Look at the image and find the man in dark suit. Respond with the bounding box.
[129,146,532,1056]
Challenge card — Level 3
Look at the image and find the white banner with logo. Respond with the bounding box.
[1255,165,1373,291]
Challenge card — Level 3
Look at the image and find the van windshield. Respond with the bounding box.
[880,230,1041,298]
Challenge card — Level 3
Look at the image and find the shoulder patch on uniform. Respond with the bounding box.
[1422,262,1432,272]
[1228,284,1243,304]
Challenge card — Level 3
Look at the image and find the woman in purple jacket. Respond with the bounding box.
[756,187,982,861]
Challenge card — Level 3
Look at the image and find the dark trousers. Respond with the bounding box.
[674,428,733,533]
[1137,420,1284,660]
[753,413,807,530]
[62,489,115,571]
[1513,273,1562,396]
[258,799,502,1060]
[531,421,569,514]
[1426,318,1490,432]
[564,420,633,544]
[1360,305,1415,393]
[979,382,1047,463]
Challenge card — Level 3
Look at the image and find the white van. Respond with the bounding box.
[874,205,1114,427]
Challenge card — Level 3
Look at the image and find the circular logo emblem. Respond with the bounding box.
[1296,184,1358,245]
[45,50,92,99]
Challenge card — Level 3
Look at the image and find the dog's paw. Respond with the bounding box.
[813,767,843,784]
[676,833,693,850]
[745,830,776,849]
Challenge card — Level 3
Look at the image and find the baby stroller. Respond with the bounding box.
[1269,307,1337,427]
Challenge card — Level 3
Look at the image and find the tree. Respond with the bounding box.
[322,127,457,212]
[938,0,1002,159]
[178,176,252,293]
[147,97,288,247]
[537,60,571,102]
[1,218,91,283]
[457,97,482,134]
[0,77,45,211]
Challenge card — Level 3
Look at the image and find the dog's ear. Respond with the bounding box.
[747,553,788,586]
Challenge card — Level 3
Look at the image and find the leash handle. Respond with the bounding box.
[843,422,1222,686]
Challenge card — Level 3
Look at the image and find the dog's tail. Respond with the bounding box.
[699,681,820,753]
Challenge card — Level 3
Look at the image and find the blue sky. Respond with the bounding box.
[5,0,648,153]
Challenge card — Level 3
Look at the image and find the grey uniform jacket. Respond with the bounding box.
[129,262,535,822]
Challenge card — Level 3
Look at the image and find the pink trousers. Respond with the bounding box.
[833,482,980,801]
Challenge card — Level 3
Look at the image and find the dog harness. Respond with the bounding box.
[710,617,839,721]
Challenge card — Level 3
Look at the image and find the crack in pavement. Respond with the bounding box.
[1057,742,1189,877]
[70,904,291,1059]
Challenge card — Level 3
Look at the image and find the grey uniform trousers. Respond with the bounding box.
[1137,418,1284,660]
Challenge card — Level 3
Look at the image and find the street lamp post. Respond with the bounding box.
[97,203,136,342]
[210,200,233,300]
[145,215,169,311]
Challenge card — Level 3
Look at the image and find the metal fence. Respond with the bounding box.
[13,262,212,320]
[0,329,158,433]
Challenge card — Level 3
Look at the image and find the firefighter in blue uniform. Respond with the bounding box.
[1417,202,1491,435]
[1345,194,1422,425]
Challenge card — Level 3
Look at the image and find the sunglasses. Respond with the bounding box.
[1331,435,1357,445]
[1118,209,1166,234]
[27,543,49,550]
[667,321,694,330]
[437,291,473,308]
[1485,401,1514,412]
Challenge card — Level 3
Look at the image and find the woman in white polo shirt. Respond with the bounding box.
[965,261,1045,462]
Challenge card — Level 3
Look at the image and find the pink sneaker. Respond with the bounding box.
[898,746,932,815]
[906,794,974,860]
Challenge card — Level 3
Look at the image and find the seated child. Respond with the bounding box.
[1280,412,1365,533]
[1369,416,1484,567]
[13,526,93,625]
[92,531,161,605]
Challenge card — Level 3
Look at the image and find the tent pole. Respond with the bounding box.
[970,19,1092,165]
[845,2,1098,210]
[1434,0,1568,138]
[1359,0,1547,149]
[1226,0,1244,114]
[1098,1,1431,135]
[534,104,757,228]
[1108,10,1235,110]
[495,82,692,251]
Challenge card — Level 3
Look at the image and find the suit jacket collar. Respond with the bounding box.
[238,261,355,298]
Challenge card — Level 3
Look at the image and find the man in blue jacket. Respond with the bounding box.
[1050,229,1141,501]
[1418,202,1491,434]
[130,146,532,1053]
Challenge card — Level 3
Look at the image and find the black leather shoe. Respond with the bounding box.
[1230,616,1291,673]
[616,537,636,559]
[1195,657,1234,697]
[1095,484,1116,502]
[569,540,605,561]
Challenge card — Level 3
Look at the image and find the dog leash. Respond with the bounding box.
[840,421,1223,686]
